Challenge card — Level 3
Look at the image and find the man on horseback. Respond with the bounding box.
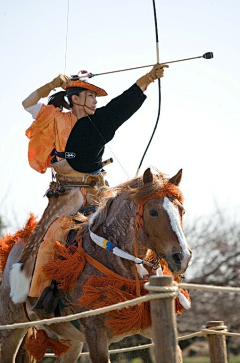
[10,64,168,304]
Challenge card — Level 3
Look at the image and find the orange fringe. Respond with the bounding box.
[24,328,71,360]
[0,213,38,274]
[139,183,184,207]
[79,275,151,335]
[41,236,190,336]
[78,258,190,336]
[42,240,86,291]
[40,233,190,336]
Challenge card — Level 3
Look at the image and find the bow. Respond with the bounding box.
[135,0,161,177]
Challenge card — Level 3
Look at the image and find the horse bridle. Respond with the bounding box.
[135,211,165,270]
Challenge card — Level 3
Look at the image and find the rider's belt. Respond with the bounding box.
[56,174,100,187]
[51,148,76,159]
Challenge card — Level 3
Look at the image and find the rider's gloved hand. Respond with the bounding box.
[37,75,71,98]
[136,63,169,91]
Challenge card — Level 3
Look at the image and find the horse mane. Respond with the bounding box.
[116,171,169,204]
[76,196,116,234]
[84,170,171,233]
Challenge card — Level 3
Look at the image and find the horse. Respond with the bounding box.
[0,168,192,363]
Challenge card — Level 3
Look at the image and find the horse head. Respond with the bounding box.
[134,168,192,275]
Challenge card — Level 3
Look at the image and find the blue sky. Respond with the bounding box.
[0,0,240,231]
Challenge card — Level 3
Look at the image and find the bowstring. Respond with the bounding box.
[64,0,70,74]
[63,0,129,179]
[87,116,130,179]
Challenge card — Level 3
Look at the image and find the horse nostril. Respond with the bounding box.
[172,253,183,265]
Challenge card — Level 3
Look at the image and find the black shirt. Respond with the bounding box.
[65,83,146,172]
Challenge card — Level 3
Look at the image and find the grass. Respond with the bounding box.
[184,356,240,363]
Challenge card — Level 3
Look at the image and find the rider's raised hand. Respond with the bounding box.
[37,75,71,98]
[149,63,169,79]
[49,74,71,90]
[136,63,169,91]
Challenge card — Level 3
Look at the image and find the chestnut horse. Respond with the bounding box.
[0,168,192,363]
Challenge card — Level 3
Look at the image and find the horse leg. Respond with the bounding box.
[82,318,110,363]
[15,329,37,363]
[43,322,84,363]
[0,328,29,363]
[177,345,183,363]
[0,242,30,363]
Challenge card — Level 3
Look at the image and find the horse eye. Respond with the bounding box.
[178,205,185,216]
[149,208,158,217]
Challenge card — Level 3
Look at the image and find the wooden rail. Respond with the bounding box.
[207,321,228,363]
[148,275,178,363]
[146,277,230,363]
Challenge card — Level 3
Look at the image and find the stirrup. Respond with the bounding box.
[31,281,59,316]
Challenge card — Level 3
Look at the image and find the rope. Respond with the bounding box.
[45,343,155,357]
[43,325,240,358]
[1,281,240,361]
[0,287,179,331]
[179,283,240,294]
[178,326,240,340]
[1,283,240,331]
[144,283,179,293]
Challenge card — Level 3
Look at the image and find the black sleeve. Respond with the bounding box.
[91,83,147,143]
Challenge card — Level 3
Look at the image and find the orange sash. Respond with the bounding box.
[25,104,77,174]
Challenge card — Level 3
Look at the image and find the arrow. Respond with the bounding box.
[77,52,213,79]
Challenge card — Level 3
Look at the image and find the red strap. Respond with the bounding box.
[84,252,146,291]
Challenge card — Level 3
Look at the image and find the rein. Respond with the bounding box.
[134,182,184,266]
[88,183,183,276]
[88,218,151,277]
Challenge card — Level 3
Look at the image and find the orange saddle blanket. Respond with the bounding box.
[29,216,74,297]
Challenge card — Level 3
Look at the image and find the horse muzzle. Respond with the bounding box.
[167,249,192,274]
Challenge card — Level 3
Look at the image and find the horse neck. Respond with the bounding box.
[84,193,144,278]
[98,192,137,256]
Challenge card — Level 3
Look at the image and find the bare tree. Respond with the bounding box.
[178,209,240,355]
[0,216,7,237]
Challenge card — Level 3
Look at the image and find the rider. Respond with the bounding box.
[10,64,168,304]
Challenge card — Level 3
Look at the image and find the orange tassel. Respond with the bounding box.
[24,328,71,360]
[79,256,191,336]
[107,302,151,335]
[79,275,151,335]
[42,239,86,291]
[0,213,38,274]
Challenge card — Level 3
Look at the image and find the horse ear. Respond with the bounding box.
[143,168,153,184]
[168,169,183,186]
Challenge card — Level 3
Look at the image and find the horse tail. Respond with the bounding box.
[0,213,38,274]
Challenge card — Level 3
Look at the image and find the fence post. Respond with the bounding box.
[147,275,178,363]
[206,320,228,363]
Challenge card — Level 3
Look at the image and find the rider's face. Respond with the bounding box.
[79,90,97,115]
